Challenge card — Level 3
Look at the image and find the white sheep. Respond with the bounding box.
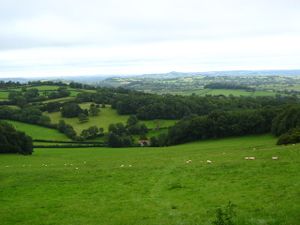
[120,164,124,168]
[206,160,212,164]
[186,160,192,164]
[244,157,249,160]
[248,157,255,160]
[272,156,279,160]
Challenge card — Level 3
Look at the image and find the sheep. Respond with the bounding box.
[272,156,279,160]
[206,160,212,164]
[244,157,249,160]
[75,167,79,170]
[248,157,255,160]
[186,160,192,164]
[120,164,124,168]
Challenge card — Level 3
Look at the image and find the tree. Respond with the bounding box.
[61,103,83,118]
[127,115,138,127]
[89,104,100,116]
[24,88,39,99]
[80,126,104,139]
[78,113,89,123]
[57,120,77,139]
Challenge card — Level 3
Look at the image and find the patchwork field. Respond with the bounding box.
[0,135,299,225]
[45,104,177,133]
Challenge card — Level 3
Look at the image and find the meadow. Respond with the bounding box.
[0,135,299,225]
[0,91,9,100]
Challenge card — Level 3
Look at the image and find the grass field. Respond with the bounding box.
[3,120,70,141]
[0,134,299,225]
[0,91,9,100]
[45,104,177,133]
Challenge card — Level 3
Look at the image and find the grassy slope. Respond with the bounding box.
[45,104,177,133]
[0,135,299,225]
[3,120,70,141]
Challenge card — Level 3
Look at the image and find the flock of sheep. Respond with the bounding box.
[4,155,280,169]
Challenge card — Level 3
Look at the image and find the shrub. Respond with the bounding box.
[277,127,300,145]
[212,202,236,225]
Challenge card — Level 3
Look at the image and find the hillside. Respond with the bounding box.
[1,135,299,225]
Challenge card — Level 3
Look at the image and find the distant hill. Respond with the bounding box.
[2,70,300,84]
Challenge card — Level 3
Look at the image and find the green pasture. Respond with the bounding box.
[0,91,9,100]
[0,135,299,225]
[3,120,70,141]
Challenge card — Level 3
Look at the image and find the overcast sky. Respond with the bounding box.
[0,0,300,77]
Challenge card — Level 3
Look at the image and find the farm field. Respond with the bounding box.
[0,135,299,225]
[3,120,70,141]
[45,104,177,133]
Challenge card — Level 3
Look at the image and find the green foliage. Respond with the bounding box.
[47,87,70,99]
[0,121,33,155]
[0,106,52,127]
[78,113,89,123]
[127,115,138,127]
[277,127,300,145]
[61,102,83,118]
[150,134,168,147]
[89,103,100,116]
[205,82,254,91]
[212,202,236,225]
[80,126,104,140]
[57,120,77,140]
[271,105,300,136]
[108,123,133,147]
[167,109,276,145]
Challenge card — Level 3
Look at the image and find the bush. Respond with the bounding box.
[277,127,300,145]
[212,202,236,225]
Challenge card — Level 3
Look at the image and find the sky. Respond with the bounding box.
[0,0,300,78]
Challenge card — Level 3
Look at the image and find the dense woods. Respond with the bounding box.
[166,108,277,145]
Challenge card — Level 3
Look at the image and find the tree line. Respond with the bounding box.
[204,82,255,91]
